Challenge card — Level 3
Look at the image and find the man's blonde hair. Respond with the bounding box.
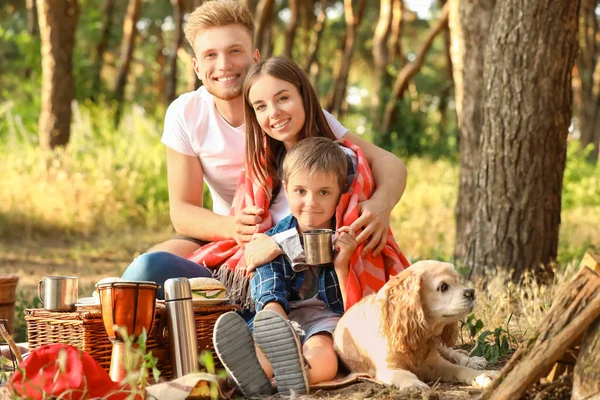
[283,137,348,193]
[184,0,254,48]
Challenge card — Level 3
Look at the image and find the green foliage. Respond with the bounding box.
[116,325,162,389]
[12,290,42,343]
[199,350,226,400]
[461,314,517,364]
[562,141,600,210]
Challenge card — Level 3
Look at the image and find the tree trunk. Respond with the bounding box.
[481,267,600,400]
[241,0,258,16]
[304,0,327,75]
[300,0,313,60]
[114,0,142,125]
[327,0,367,117]
[92,0,115,98]
[371,0,393,125]
[156,29,166,100]
[466,0,580,282]
[26,0,38,37]
[389,0,404,63]
[283,0,299,59]
[382,3,449,133]
[37,0,79,150]
[254,0,275,56]
[572,316,600,399]
[576,0,600,161]
[449,0,497,261]
[165,0,184,104]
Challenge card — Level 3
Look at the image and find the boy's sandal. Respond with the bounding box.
[213,311,273,398]
[253,310,310,396]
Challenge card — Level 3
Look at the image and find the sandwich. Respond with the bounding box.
[189,277,227,300]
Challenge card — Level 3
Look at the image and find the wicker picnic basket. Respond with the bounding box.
[25,302,238,379]
[0,274,19,334]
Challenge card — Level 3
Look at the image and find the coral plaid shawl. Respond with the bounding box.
[186,139,410,309]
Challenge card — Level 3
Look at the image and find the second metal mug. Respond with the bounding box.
[37,276,78,311]
[303,229,334,265]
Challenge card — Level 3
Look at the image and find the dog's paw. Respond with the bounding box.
[465,356,488,370]
[472,371,500,388]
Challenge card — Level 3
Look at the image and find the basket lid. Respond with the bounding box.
[0,274,18,284]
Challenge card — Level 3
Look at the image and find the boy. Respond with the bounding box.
[213,137,358,397]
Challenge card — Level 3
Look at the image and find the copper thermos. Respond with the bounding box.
[164,278,199,377]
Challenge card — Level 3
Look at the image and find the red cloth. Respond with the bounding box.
[186,139,410,309]
[8,343,136,400]
[334,141,410,309]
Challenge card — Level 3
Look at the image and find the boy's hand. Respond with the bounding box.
[334,226,358,267]
[244,233,283,272]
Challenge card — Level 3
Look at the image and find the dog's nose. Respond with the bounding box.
[463,288,475,300]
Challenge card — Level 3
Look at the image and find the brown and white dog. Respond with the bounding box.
[333,260,499,390]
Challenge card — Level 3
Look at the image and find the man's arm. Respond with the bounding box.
[167,148,264,245]
[166,148,237,241]
[344,132,408,256]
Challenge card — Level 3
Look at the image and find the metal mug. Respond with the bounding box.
[303,229,334,265]
[37,276,78,311]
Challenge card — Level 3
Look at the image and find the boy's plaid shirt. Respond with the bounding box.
[250,214,345,315]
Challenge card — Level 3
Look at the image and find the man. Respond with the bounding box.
[153,0,407,261]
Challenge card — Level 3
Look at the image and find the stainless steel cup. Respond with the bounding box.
[303,229,334,265]
[37,276,78,311]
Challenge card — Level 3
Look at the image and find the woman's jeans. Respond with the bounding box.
[121,251,213,299]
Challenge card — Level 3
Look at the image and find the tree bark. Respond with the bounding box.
[37,0,79,150]
[481,267,600,400]
[327,0,367,117]
[92,0,115,98]
[382,3,449,133]
[449,0,497,261]
[241,0,258,16]
[572,316,600,399]
[165,0,184,104]
[304,0,327,75]
[389,0,404,64]
[576,0,600,161]
[114,0,142,125]
[300,0,313,59]
[254,0,275,57]
[372,0,393,125]
[283,0,299,59]
[466,0,580,282]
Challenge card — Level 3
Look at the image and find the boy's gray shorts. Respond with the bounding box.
[288,297,341,345]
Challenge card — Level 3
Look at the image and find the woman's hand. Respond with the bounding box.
[349,198,391,257]
[334,226,358,268]
[233,206,264,247]
[244,233,283,272]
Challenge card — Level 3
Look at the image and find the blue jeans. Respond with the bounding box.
[121,251,213,299]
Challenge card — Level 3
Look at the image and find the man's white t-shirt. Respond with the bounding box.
[161,86,347,224]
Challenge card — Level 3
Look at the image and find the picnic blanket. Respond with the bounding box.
[186,139,410,310]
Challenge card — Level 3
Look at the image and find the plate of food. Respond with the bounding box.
[188,278,228,306]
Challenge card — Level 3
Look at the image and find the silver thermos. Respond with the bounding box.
[164,277,199,377]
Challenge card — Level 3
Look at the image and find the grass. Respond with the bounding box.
[1,102,599,394]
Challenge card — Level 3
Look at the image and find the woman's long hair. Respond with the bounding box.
[243,56,337,197]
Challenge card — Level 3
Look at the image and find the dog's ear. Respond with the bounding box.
[440,322,459,347]
[381,270,427,359]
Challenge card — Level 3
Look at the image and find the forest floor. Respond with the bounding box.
[0,231,516,399]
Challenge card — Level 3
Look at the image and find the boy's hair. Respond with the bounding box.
[244,56,338,196]
[283,137,348,194]
[184,0,254,48]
